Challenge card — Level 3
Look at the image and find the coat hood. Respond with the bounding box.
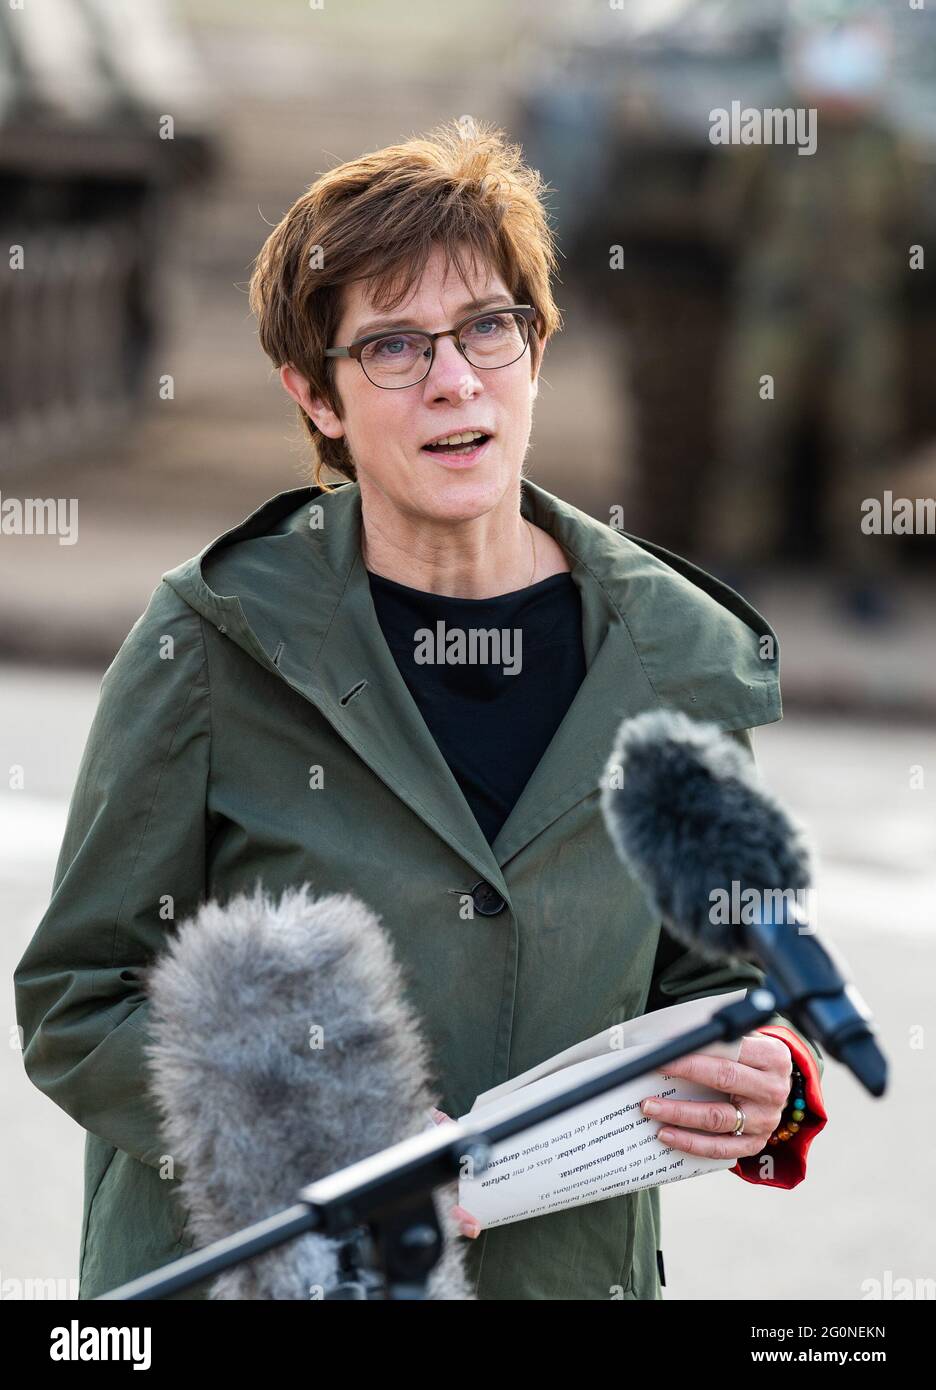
[160,477,781,872]
[162,477,780,722]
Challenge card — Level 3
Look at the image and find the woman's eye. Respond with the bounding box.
[465,315,514,343]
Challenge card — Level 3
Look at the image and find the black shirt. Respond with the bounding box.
[366,568,587,845]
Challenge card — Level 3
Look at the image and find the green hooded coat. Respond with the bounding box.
[14,478,823,1301]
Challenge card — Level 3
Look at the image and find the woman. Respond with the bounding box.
[15,120,825,1301]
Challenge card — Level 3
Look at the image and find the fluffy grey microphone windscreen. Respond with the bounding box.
[600,707,814,957]
[142,880,474,1299]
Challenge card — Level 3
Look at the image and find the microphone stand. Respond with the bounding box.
[98,985,789,1302]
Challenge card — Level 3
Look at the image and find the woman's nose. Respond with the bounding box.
[424,334,482,401]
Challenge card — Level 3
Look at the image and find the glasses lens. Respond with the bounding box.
[360,332,431,387]
[459,311,529,370]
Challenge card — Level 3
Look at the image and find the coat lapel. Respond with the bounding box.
[189,482,512,898]
[489,483,658,865]
[297,528,511,897]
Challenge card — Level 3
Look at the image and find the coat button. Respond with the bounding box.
[470,881,507,916]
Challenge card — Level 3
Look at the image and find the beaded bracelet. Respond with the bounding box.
[766,1063,807,1145]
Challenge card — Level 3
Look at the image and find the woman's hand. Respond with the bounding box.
[429,1107,482,1238]
[640,1032,792,1159]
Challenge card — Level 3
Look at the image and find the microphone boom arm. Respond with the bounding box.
[97,989,785,1301]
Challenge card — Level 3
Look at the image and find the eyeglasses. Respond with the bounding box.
[324,304,536,389]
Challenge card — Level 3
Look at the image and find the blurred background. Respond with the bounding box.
[2,0,933,1301]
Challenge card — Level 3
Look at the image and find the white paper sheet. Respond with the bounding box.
[455,990,750,1230]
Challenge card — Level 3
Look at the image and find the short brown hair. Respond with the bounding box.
[247,117,563,490]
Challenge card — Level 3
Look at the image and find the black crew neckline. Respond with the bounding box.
[365,568,575,604]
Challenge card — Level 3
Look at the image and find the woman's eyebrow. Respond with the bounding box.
[352,295,513,339]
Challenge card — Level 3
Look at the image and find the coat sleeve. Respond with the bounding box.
[13,581,211,1177]
[645,726,827,1189]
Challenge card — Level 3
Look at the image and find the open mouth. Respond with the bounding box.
[421,432,492,459]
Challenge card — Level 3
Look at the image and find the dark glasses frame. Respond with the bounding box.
[324,303,537,387]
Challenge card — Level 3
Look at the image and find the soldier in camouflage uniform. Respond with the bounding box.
[700,92,912,612]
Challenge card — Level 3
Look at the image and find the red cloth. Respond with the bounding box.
[729,1024,828,1189]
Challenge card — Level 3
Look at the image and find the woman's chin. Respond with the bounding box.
[421,465,518,521]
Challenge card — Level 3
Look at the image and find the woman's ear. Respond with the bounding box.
[280,364,345,439]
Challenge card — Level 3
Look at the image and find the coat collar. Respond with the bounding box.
[162,479,781,899]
